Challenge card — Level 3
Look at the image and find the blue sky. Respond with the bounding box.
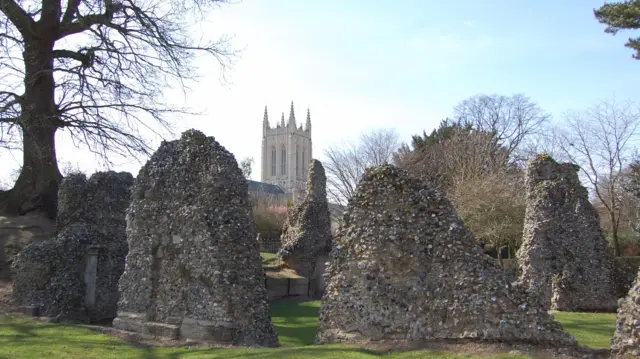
[2,0,639,183]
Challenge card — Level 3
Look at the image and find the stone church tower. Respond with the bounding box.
[261,102,313,200]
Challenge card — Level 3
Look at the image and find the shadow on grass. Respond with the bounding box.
[0,315,59,338]
[560,318,615,338]
[0,316,379,359]
[155,346,381,359]
[0,302,559,358]
[269,300,320,346]
[552,312,616,349]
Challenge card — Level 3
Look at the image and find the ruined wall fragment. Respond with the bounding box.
[113,129,279,347]
[517,155,617,312]
[278,159,332,278]
[611,266,640,358]
[12,171,133,322]
[317,164,575,346]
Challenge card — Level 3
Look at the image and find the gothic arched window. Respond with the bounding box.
[302,147,306,173]
[281,146,287,175]
[296,145,300,176]
[271,146,276,176]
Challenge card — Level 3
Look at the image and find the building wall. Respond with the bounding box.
[260,102,313,197]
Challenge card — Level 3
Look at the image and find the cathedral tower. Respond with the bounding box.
[261,102,313,198]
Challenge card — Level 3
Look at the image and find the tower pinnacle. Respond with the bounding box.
[280,112,285,127]
[262,106,269,135]
[306,108,311,133]
[288,101,296,127]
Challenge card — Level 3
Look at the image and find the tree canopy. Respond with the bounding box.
[595,0,640,59]
[0,0,235,218]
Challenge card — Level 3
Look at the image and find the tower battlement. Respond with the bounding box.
[261,102,313,199]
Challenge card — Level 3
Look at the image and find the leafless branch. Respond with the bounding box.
[323,128,400,206]
[0,0,238,162]
[454,93,550,161]
[556,97,640,256]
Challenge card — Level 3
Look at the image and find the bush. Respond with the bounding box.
[252,196,287,240]
[450,170,526,252]
[535,153,554,162]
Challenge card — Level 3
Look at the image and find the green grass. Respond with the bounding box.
[551,311,616,349]
[0,301,616,359]
[269,300,320,346]
[260,252,281,268]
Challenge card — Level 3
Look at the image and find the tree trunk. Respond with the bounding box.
[610,211,621,257]
[0,41,62,219]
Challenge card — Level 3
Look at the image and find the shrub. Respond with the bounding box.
[252,196,288,240]
[535,153,554,162]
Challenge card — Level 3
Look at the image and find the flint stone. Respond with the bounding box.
[0,212,56,277]
[611,266,640,358]
[113,129,279,347]
[11,171,133,322]
[517,156,617,312]
[278,159,332,278]
[316,164,576,346]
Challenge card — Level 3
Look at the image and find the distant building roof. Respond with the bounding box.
[247,180,285,195]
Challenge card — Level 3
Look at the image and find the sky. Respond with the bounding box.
[2,0,640,184]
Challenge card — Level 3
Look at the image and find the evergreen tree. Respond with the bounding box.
[594,0,640,59]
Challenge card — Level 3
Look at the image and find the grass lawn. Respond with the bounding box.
[550,311,617,349]
[0,300,616,359]
[260,252,281,268]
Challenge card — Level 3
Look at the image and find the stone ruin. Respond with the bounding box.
[278,159,332,278]
[113,129,279,347]
[316,164,575,346]
[517,155,617,312]
[612,266,640,358]
[0,212,56,279]
[11,171,133,322]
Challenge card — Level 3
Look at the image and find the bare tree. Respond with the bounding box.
[556,97,640,256]
[324,128,400,206]
[454,93,550,160]
[451,168,526,261]
[399,124,525,252]
[0,0,236,218]
[239,156,253,179]
[398,127,508,191]
[514,121,570,164]
[594,167,640,254]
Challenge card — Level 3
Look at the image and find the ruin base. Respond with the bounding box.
[112,312,241,343]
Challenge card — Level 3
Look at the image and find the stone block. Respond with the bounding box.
[144,322,179,339]
[112,312,146,333]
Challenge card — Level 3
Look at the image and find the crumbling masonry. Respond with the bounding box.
[517,155,617,312]
[278,159,332,278]
[113,129,279,347]
[611,265,640,358]
[316,164,575,345]
[12,171,133,322]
